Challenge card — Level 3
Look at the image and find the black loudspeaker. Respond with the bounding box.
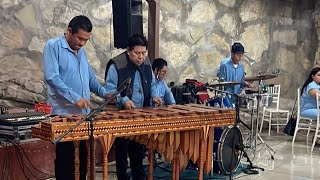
[112,0,143,49]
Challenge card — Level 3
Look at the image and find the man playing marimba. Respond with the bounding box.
[43,15,109,180]
[104,34,162,180]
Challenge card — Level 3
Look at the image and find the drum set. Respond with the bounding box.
[201,74,278,176]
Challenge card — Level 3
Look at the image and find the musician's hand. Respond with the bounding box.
[105,93,116,104]
[152,97,162,106]
[124,100,136,110]
[75,98,89,109]
[245,81,254,88]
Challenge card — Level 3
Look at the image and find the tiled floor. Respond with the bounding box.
[235,131,320,180]
[47,129,320,180]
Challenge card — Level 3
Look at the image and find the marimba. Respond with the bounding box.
[32,104,235,180]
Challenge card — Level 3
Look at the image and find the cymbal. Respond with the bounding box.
[245,74,277,82]
[208,81,241,87]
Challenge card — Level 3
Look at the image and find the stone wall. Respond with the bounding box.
[0,0,317,108]
[315,0,320,66]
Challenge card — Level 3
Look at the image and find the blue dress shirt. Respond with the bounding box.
[301,81,320,119]
[154,79,176,106]
[217,57,245,95]
[105,64,158,108]
[43,35,107,115]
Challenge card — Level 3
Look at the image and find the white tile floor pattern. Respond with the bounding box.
[47,130,320,180]
[236,132,320,180]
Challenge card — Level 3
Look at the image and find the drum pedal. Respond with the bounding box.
[243,168,259,174]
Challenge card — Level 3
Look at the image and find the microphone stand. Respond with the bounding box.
[52,77,132,180]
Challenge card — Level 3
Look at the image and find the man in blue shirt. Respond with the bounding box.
[43,15,108,180]
[152,58,176,106]
[105,34,161,180]
[217,43,253,103]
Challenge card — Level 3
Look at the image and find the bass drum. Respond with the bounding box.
[214,126,243,174]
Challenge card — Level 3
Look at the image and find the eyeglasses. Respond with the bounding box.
[132,51,147,57]
[160,70,168,75]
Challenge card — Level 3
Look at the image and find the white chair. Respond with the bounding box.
[292,88,315,145]
[259,84,290,136]
[311,93,320,152]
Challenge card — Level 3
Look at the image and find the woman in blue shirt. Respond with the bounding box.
[300,67,320,119]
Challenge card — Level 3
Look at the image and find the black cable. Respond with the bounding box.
[5,141,13,180]
[16,141,52,180]
[14,142,31,180]
[14,144,43,180]
[8,142,15,180]
[12,141,31,180]
[11,140,54,179]
[1,139,53,180]
[1,141,10,180]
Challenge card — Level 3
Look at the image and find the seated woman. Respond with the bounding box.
[300,67,320,119]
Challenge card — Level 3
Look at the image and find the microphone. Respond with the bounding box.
[244,54,255,66]
[118,77,132,97]
[125,79,132,97]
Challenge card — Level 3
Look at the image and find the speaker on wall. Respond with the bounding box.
[112,0,143,49]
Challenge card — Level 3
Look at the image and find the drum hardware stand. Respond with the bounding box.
[230,94,265,179]
[253,80,275,160]
[237,144,264,174]
[53,77,132,180]
[242,98,256,150]
[207,87,264,179]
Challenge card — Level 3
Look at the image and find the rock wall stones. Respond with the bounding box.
[0,0,317,109]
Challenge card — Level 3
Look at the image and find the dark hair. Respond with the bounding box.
[152,58,168,71]
[68,15,92,34]
[231,42,245,54]
[301,67,320,95]
[128,34,148,50]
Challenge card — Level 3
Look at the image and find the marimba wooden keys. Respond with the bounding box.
[32,104,235,180]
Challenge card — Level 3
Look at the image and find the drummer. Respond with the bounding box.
[217,42,255,102]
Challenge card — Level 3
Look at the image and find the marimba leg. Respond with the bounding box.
[86,140,96,180]
[197,138,205,180]
[148,149,154,180]
[99,135,116,180]
[73,141,80,180]
[172,148,180,180]
[102,151,108,180]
